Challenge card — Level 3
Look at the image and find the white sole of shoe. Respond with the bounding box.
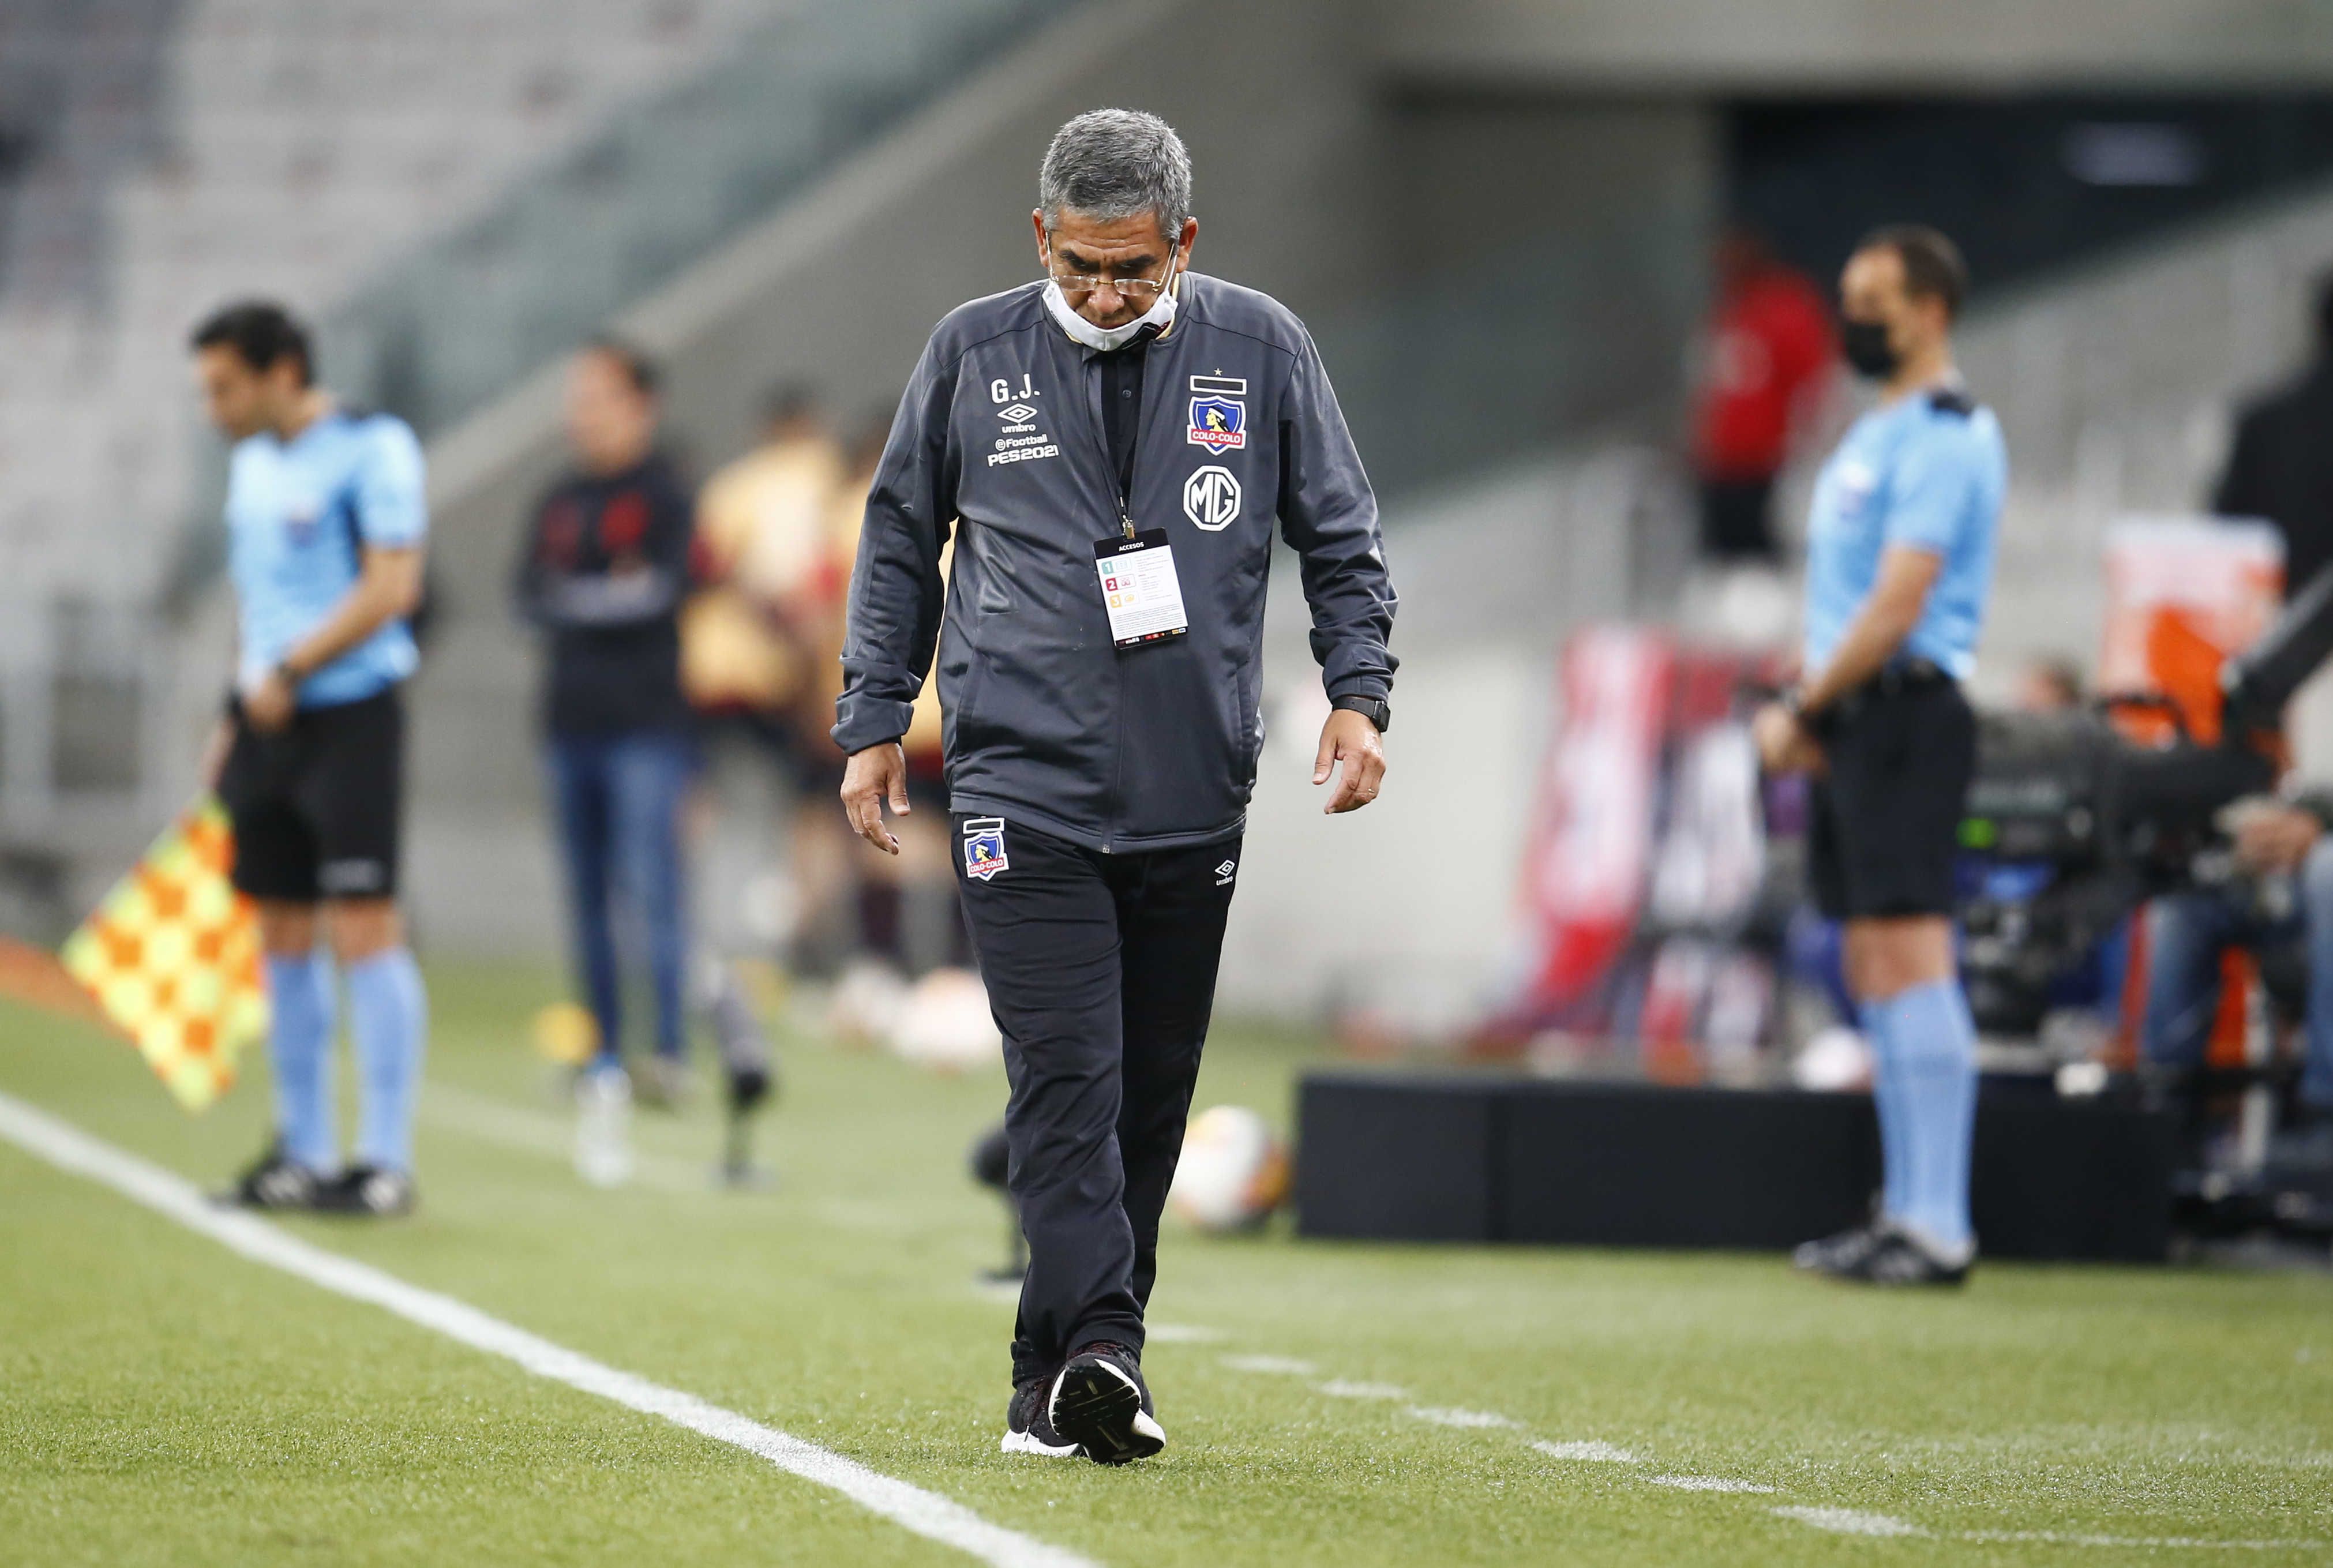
[999,1428,1080,1458]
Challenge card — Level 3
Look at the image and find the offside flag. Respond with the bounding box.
[61,800,266,1111]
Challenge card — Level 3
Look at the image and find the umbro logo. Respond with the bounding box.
[1214,860,1237,886]
[998,403,1038,424]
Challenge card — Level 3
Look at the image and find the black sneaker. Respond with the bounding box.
[213,1143,318,1210]
[1816,1226,1971,1287]
[1001,1372,1079,1458]
[1791,1224,1886,1275]
[312,1165,417,1218]
[1049,1341,1165,1465]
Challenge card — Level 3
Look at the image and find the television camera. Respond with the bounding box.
[1955,562,2333,1241]
[1957,560,2333,1037]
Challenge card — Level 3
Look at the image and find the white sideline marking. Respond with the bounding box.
[0,1090,1097,1568]
[1143,1323,1222,1344]
[1406,1406,1519,1430]
[1775,1506,1923,1536]
[1316,1380,1408,1401]
[1651,1475,1775,1494]
[1774,1510,2330,1551]
[1220,1354,1316,1376]
[1532,1440,1644,1464]
[1957,1529,2331,1551]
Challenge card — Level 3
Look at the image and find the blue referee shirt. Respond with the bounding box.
[226,407,427,708]
[1803,387,2007,682]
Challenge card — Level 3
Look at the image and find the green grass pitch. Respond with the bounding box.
[2,962,2329,1566]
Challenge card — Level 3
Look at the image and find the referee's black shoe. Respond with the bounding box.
[1050,1342,1165,1465]
[213,1141,318,1210]
[1790,1223,1887,1276]
[1001,1372,1079,1458]
[1800,1224,1970,1288]
[312,1164,417,1218]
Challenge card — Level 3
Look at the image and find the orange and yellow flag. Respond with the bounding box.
[60,800,267,1111]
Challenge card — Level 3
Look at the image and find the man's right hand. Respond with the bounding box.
[840,741,910,855]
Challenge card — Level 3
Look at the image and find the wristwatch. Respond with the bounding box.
[1331,695,1391,734]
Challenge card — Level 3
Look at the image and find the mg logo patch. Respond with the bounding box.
[1183,465,1241,531]
[962,818,1008,881]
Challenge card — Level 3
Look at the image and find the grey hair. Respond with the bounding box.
[1038,108,1191,243]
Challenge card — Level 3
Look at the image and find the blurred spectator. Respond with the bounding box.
[2013,654,2086,714]
[682,385,844,732]
[2140,793,2333,1161]
[813,414,965,987]
[2213,269,2333,597]
[513,337,696,1155]
[1690,224,1835,562]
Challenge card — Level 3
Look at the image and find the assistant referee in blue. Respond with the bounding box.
[1751,226,2006,1287]
[190,301,431,1219]
[835,109,1396,1462]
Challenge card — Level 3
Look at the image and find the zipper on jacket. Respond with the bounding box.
[1089,343,1154,853]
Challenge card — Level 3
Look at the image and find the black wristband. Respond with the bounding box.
[1330,694,1390,734]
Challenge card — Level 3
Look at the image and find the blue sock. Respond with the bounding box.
[1859,1000,1910,1225]
[1870,979,1978,1254]
[264,951,337,1173]
[346,948,427,1174]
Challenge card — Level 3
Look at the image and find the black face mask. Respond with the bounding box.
[1841,318,1899,380]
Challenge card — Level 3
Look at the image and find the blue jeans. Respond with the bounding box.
[2140,838,2333,1112]
[546,730,693,1064]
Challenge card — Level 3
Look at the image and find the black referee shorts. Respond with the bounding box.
[1808,676,1975,921]
[217,688,406,903]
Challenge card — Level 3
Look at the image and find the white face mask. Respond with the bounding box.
[1040,253,1180,351]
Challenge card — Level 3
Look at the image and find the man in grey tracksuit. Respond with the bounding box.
[834,108,1396,1464]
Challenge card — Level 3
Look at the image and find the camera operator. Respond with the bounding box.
[2139,794,2333,1161]
[1753,226,2006,1287]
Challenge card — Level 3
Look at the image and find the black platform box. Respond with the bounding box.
[1295,1072,2176,1262]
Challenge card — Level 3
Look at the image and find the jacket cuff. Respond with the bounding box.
[831,699,914,756]
[1325,676,1391,704]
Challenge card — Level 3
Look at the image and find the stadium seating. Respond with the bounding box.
[0,0,788,607]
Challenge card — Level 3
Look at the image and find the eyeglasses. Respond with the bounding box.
[1046,252,1179,301]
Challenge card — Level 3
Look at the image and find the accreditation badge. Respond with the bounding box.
[1092,530,1190,649]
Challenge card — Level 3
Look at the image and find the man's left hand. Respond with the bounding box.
[1314,707,1386,815]
[241,668,297,733]
[2234,802,2323,875]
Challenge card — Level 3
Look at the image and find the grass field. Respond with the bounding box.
[2,962,2330,1567]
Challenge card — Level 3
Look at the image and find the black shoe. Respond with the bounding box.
[1791,1224,1886,1275]
[1001,1372,1079,1458]
[213,1143,318,1210]
[312,1165,416,1218]
[1049,1341,1165,1465]
[1811,1226,1971,1287]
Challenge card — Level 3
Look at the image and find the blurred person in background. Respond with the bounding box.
[192,301,430,1218]
[1753,226,2006,1287]
[513,338,697,1183]
[1691,223,1836,564]
[2139,793,2333,1161]
[2213,269,2333,598]
[812,412,965,1006]
[684,384,843,740]
[837,108,1395,1464]
[684,385,843,966]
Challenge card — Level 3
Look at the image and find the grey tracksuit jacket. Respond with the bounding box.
[833,272,1398,853]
